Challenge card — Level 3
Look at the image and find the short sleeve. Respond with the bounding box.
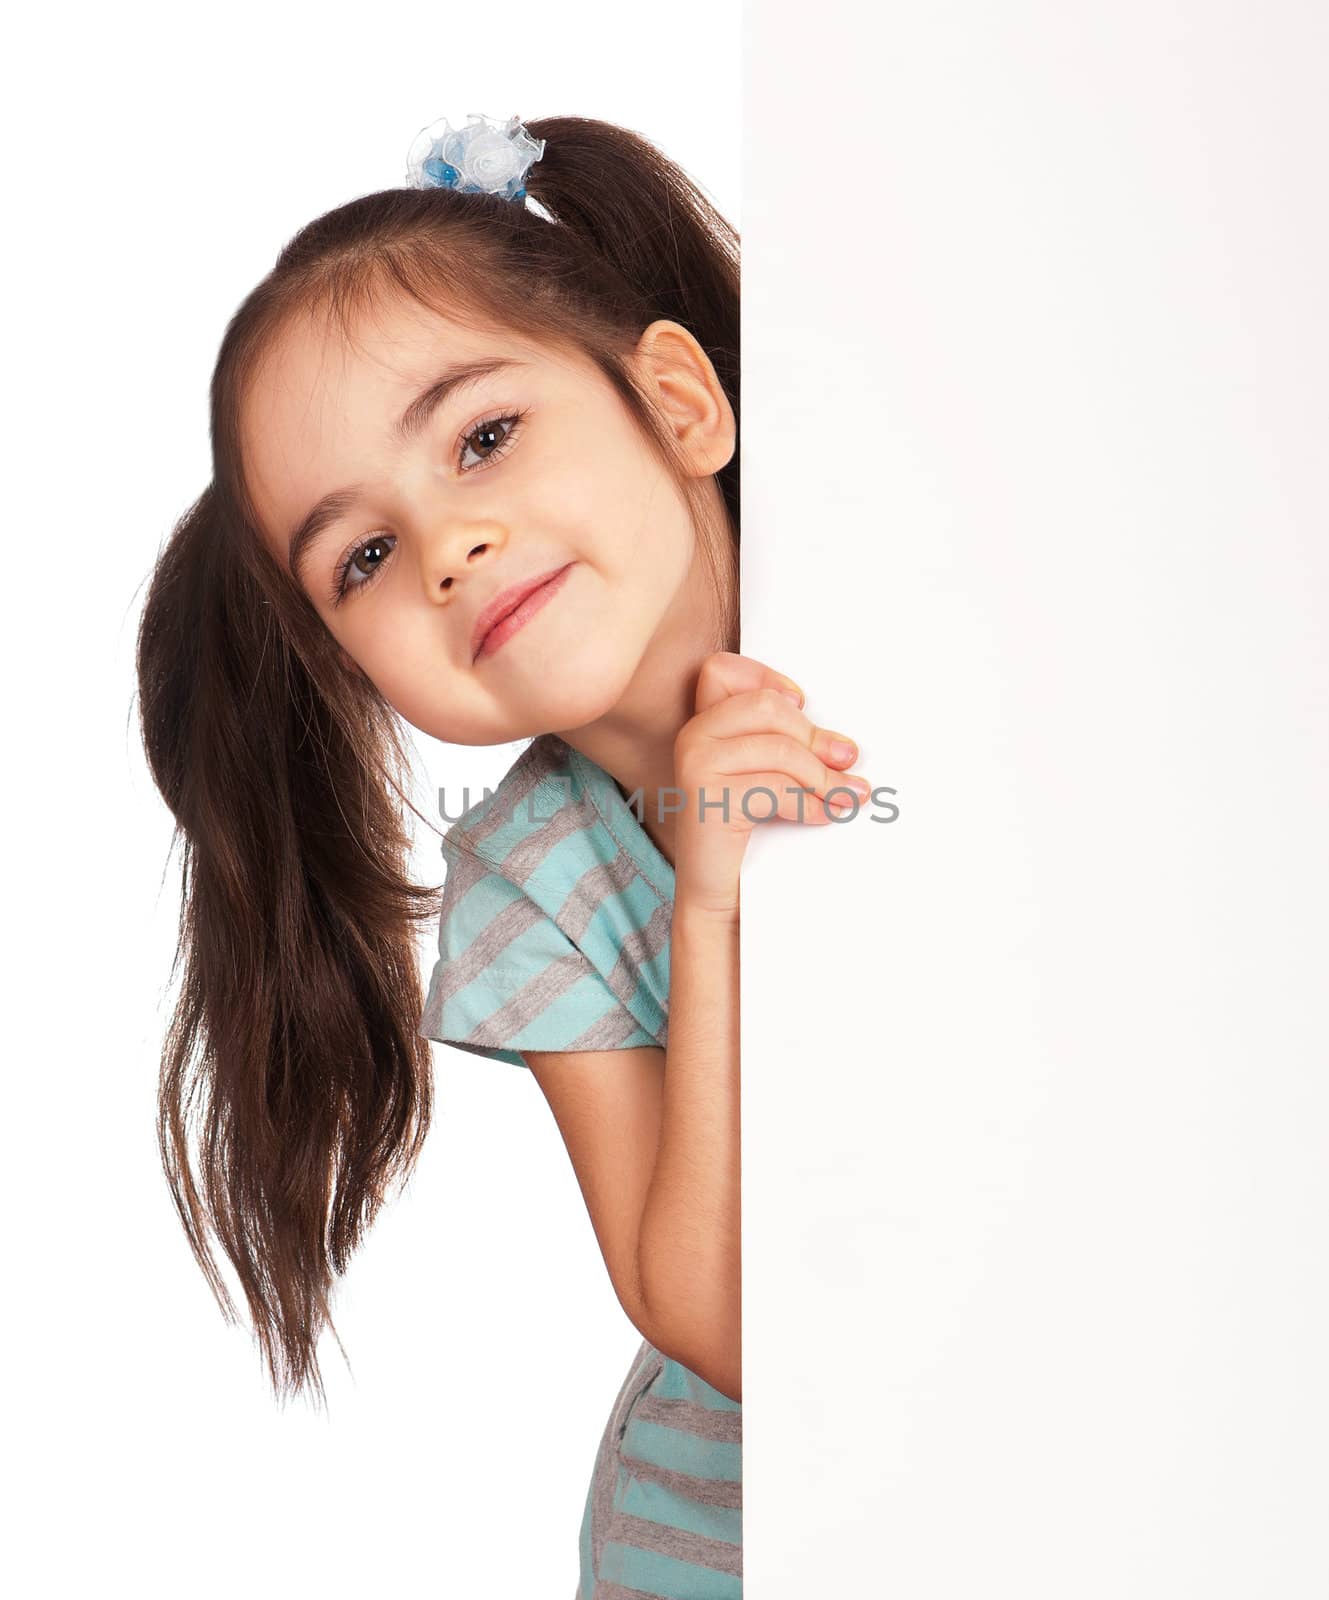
[418,850,658,1069]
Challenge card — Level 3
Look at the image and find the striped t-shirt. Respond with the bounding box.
[418,732,743,1598]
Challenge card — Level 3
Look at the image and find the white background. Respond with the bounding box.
[7,2,1328,1596]
[4,4,737,1594]
[742,1,1328,1593]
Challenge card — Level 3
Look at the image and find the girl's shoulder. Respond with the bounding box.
[440,731,583,869]
[419,734,673,1067]
[442,732,674,906]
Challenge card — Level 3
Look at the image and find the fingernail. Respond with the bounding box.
[845,775,871,798]
[777,688,803,704]
[828,737,857,763]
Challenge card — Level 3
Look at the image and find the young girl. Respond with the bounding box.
[135,111,870,1598]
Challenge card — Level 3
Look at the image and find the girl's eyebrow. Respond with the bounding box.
[287,355,529,581]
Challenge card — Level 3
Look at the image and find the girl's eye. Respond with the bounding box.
[457,410,526,472]
[328,409,527,606]
[333,533,397,604]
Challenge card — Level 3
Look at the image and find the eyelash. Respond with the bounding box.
[329,407,529,606]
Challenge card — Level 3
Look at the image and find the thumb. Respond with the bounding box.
[692,650,804,714]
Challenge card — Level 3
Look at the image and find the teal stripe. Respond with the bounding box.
[508,971,630,1048]
[623,971,667,1037]
[533,824,614,900]
[578,1475,594,1598]
[598,1540,741,1600]
[620,1418,741,1483]
[446,966,627,1050]
[450,896,546,966]
[562,916,667,1037]
[589,1026,658,1050]
[569,745,677,902]
[635,940,671,1006]
[449,1039,526,1068]
[446,871,525,954]
[439,964,518,1027]
[619,1473,741,1547]
[652,1358,743,1413]
[572,887,667,980]
[470,782,581,863]
[581,870,668,949]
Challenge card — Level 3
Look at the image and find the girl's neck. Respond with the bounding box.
[552,493,736,870]
[555,713,688,869]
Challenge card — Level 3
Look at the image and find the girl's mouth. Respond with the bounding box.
[473,563,575,661]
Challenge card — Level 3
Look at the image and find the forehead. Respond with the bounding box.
[244,296,526,451]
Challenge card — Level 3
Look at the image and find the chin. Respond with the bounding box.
[512,627,635,727]
[536,682,627,738]
[532,670,631,738]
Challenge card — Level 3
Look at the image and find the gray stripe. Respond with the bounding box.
[608,1453,742,1509]
[439,834,493,895]
[603,901,672,1016]
[603,1511,742,1577]
[418,988,446,1043]
[556,861,671,1021]
[499,791,590,886]
[591,1588,675,1600]
[463,738,557,849]
[591,1587,674,1600]
[588,1413,621,1585]
[427,892,547,1008]
[559,852,642,944]
[465,950,596,1047]
[565,1004,651,1052]
[418,846,513,1039]
[591,1342,663,1580]
[630,1395,743,1444]
[428,811,666,1052]
[418,994,444,1043]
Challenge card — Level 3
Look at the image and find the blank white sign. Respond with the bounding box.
[742,4,1328,1592]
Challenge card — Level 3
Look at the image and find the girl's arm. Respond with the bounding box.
[524,908,740,1403]
[526,655,865,1405]
[635,897,741,1399]
[636,652,870,1403]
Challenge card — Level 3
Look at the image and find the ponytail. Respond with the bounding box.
[137,484,437,1407]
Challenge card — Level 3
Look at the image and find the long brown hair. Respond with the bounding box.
[135,116,740,1408]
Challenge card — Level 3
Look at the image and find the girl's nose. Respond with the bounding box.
[419,518,510,597]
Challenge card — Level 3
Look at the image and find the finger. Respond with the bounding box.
[690,769,856,827]
[688,685,812,740]
[688,731,867,813]
[685,686,862,771]
[692,650,805,715]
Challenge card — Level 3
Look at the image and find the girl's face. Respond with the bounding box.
[240,294,734,746]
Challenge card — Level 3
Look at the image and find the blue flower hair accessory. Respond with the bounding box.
[405,112,546,204]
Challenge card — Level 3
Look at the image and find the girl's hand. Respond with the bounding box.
[672,650,871,914]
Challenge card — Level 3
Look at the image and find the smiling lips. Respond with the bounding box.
[471,563,575,661]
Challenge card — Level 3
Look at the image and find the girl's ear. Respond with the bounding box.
[630,319,737,477]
